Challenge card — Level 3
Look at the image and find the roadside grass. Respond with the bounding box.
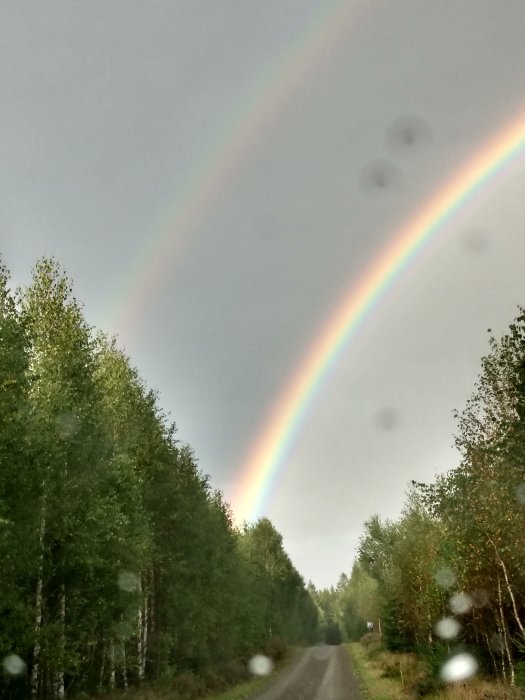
[201,673,272,700]
[91,649,294,700]
[427,680,524,700]
[346,640,415,700]
[345,637,523,700]
[91,672,272,700]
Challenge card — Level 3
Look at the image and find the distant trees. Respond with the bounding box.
[0,258,318,699]
[331,310,525,685]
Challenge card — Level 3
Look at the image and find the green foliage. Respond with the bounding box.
[0,257,319,699]
[344,308,525,686]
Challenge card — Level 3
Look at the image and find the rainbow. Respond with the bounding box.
[112,0,362,333]
[232,108,525,524]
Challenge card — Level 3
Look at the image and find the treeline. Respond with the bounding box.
[0,259,318,699]
[321,310,525,685]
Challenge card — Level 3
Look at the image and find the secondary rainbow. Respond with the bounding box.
[232,108,525,524]
[111,0,363,334]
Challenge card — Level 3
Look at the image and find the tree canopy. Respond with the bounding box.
[0,258,318,699]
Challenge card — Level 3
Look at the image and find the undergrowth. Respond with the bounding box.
[347,635,524,700]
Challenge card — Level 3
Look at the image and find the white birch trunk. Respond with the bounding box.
[31,495,47,698]
[498,575,514,685]
[121,641,128,691]
[137,574,148,682]
[138,573,149,681]
[142,584,149,680]
[57,583,66,699]
[137,603,143,681]
[99,642,106,693]
[109,640,115,690]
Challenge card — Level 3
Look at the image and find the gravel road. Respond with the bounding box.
[250,645,362,700]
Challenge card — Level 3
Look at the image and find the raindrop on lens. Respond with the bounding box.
[490,633,505,653]
[118,571,139,592]
[3,654,26,676]
[435,617,460,640]
[386,116,432,154]
[441,653,477,682]
[358,160,401,196]
[116,620,134,639]
[434,567,456,589]
[375,407,399,431]
[462,229,489,255]
[55,412,80,439]
[249,654,273,676]
[515,483,525,505]
[471,589,489,608]
[450,592,473,615]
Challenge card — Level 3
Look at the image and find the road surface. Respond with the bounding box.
[251,645,362,700]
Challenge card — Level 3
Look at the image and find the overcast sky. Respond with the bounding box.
[3,1,525,588]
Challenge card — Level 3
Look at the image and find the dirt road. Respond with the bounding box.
[250,645,362,700]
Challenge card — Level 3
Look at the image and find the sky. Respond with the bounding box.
[2,1,525,588]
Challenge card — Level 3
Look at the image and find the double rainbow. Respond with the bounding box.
[233,108,525,523]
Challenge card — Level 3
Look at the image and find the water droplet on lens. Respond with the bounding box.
[434,567,456,589]
[386,116,432,154]
[118,571,139,592]
[3,654,26,676]
[450,592,473,615]
[462,229,489,255]
[515,483,525,505]
[490,633,505,653]
[471,589,489,608]
[435,617,460,640]
[359,160,401,197]
[249,654,273,676]
[375,407,399,430]
[441,653,477,682]
[116,620,134,639]
[55,412,80,439]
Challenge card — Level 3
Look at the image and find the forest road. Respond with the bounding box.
[250,645,362,700]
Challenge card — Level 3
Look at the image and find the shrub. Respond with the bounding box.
[171,671,205,699]
[263,636,287,662]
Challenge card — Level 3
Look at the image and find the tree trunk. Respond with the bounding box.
[57,583,66,699]
[121,640,128,691]
[109,640,115,691]
[137,578,143,682]
[483,632,499,678]
[99,641,106,694]
[31,495,46,698]
[498,575,514,685]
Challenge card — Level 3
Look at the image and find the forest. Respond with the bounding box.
[0,259,318,699]
[4,256,525,698]
[316,308,525,687]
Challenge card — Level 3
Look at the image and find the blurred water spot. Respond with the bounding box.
[115,620,134,640]
[113,645,126,664]
[434,567,456,589]
[248,654,273,676]
[118,571,139,592]
[471,589,489,608]
[489,633,505,654]
[435,617,460,640]
[441,653,477,682]
[515,482,525,505]
[375,407,399,430]
[450,592,473,615]
[55,412,80,439]
[359,160,401,196]
[386,116,431,154]
[3,654,26,676]
[461,229,489,255]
